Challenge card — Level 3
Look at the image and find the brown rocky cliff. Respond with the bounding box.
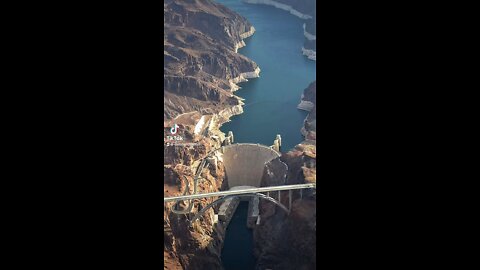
[163,121,228,269]
[164,140,227,270]
[164,0,259,120]
[253,180,316,269]
[253,151,316,269]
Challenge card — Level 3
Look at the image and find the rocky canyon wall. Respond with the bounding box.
[164,0,261,121]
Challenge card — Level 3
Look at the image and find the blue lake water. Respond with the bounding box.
[217,0,316,152]
[215,1,316,269]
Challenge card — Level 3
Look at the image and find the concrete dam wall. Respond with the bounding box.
[222,143,281,188]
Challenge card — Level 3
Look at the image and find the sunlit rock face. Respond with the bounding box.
[164,133,228,269]
[164,0,260,121]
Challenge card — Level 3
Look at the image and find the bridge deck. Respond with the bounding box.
[164,183,316,203]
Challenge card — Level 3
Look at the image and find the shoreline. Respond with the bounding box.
[243,0,312,19]
[235,26,257,52]
[243,0,316,61]
[302,47,316,61]
[229,66,261,92]
[206,26,261,141]
[303,23,316,41]
[168,25,261,141]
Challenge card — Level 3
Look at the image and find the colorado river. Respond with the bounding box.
[216,0,316,269]
[221,202,256,270]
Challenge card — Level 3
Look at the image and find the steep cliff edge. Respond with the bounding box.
[164,0,260,121]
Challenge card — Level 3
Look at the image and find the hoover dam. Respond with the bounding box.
[222,143,281,187]
[163,0,316,269]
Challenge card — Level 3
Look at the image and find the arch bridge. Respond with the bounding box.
[165,141,315,226]
[168,142,282,215]
[164,183,316,225]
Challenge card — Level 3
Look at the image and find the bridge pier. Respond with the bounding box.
[288,189,292,211]
[247,196,260,228]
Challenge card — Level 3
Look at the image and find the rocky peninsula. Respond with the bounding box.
[164,0,260,122]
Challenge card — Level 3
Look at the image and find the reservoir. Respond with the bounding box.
[218,0,316,152]
[215,0,316,269]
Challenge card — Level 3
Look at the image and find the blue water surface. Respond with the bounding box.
[217,0,316,152]
[220,202,256,270]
